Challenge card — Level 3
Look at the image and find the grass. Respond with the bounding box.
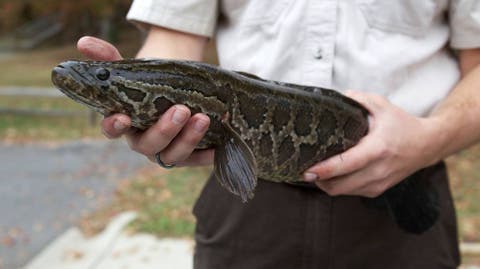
[0,95,102,141]
[0,46,78,87]
[447,144,480,242]
[0,95,85,111]
[78,166,210,238]
[0,31,142,87]
[0,31,142,141]
[0,29,143,140]
[130,167,208,236]
[0,114,101,141]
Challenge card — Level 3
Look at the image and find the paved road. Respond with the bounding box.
[0,140,148,269]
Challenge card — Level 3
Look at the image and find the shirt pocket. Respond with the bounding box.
[356,0,439,37]
[237,0,292,35]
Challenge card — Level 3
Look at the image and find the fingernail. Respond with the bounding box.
[194,119,208,133]
[304,172,318,182]
[113,120,128,131]
[172,108,188,124]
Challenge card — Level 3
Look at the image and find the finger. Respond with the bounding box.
[158,113,210,164]
[101,114,131,139]
[349,179,390,198]
[155,149,215,167]
[129,105,190,156]
[314,168,373,196]
[345,90,388,114]
[77,36,123,61]
[351,169,406,198]
[304,133,383,181]
[178,149,215,166]
[315,159,394,197]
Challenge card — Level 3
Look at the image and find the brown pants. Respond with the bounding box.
[193,162,460,269]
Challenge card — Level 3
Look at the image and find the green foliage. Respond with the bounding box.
[0,114,100,141]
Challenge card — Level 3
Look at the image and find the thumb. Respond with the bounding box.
[77,36,123,61]
[344,89,386,114]
[78,36,129,140]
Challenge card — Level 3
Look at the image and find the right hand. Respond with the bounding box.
[77,36,214,166]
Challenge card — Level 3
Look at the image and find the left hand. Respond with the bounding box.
[303,90,441,198]
[77,36,214,168]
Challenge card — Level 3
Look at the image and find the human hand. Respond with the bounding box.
[303,91,440,198]
[76,36,214,166]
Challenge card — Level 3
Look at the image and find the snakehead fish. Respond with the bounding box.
[51,59,439,234]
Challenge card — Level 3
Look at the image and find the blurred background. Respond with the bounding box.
[0,0,479,268]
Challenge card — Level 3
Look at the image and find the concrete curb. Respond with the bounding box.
[24,212,138,269]
[462,243,480,255]
[23,212,193,269]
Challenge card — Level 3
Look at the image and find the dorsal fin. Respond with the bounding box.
[235,70,263,81]
[234,70,331,95]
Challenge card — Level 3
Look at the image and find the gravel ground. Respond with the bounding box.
[0,139,148,269]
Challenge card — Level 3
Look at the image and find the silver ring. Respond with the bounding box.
[155,152,176,169]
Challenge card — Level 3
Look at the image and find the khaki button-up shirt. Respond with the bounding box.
[127,0,480,116]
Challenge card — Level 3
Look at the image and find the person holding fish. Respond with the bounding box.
[76,1,480,268]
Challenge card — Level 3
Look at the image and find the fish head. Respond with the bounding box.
[52,60,126,115]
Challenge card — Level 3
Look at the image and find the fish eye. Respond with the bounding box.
[95,68,110,81]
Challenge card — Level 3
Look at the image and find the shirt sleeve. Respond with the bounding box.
[449,0,480,49]
[126,0,219,37]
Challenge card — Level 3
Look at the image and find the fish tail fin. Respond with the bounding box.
[380,174,440,234]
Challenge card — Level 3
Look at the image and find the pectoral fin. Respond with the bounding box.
[213,121,258,202]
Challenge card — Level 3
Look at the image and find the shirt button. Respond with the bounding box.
[314,48,323,60]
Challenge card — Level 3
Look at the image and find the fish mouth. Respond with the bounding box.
[51,63,108,115]
[51,64,70,89]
